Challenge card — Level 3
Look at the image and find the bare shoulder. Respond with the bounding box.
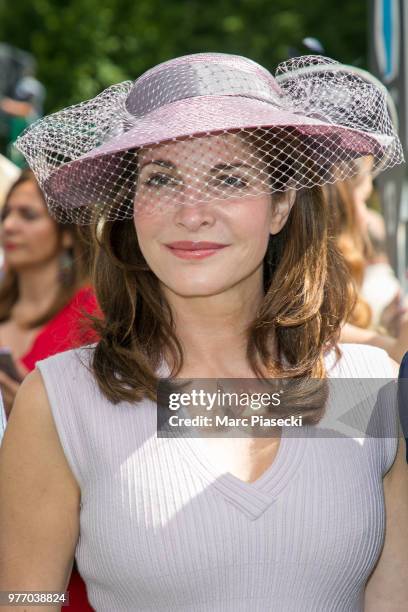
[0,367,80,495]
[14,366,52,407]
[4,368,60,443]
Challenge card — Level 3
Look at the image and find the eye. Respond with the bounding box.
[144,173,181,188]
[0,207,9,222]
[0,206,40,222]
[211,174,248,189]
[21,209,40,220]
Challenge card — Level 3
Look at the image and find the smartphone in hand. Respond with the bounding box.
[0,348,23,382]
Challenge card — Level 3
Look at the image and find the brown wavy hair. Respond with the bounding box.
[325,173,373,329]
[0,169,91,328]
[88,147,352,415]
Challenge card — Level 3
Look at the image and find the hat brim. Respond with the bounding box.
[45,94,388,209]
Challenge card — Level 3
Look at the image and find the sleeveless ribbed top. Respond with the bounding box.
[37,343,399,611]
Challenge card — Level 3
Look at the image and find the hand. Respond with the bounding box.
[0,97,34,117]
[0,361,27,418]
[0,371,21,418]
[379,291,407,337]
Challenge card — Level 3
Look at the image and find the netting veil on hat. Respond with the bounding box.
[16,53,404,224]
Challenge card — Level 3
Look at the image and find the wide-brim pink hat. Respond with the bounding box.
[15,52,404,224]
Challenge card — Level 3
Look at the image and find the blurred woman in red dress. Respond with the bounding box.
[0,169,97,611]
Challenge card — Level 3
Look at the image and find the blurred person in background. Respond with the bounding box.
[0,153,20,276]
[0,168,96,611]
[348,156,404,332]
[326,159,373,330]
[362,207,404,334]
[326,158,408,362]
[0,152,20,206]
[0,57,45,168]
[0,169,98,416]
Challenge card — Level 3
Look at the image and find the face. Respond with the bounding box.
[0,180,63,271]
[133,134,294,299]
[352,157,374,234]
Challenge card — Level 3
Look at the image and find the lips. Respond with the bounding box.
[166,241,226,250]
[165,241,228,260]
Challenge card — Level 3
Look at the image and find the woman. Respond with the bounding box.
[326,162,374,329]
[0,170,96,611]
[362,208,404,333]
[326,160,408,361]
[0,169,97,416]
[0,53,407,611]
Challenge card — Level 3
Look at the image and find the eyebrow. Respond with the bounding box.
[139,159,176,171]
[210,163,252,172]
[3,203,37,213]
[140,161,253,172]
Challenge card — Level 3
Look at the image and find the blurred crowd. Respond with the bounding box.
[0,43,45,168]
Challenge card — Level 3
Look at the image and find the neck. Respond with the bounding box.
[163,271,269,377]
[14,259,61,323]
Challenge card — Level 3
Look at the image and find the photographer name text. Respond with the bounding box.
[167,414,303,428]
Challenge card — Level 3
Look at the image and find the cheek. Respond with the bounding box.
[29,221,60,254]
[355,200,368,228]
[133,215,164,266]
[228,198,272,255]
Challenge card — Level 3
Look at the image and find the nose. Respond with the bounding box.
[1,211,19,235]
[173,199,216,231]
[171,177,217,230]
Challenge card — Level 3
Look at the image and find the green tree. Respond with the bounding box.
[0,0,367,113]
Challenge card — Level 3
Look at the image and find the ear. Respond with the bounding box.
[269,189,296,235]
[61,230,74,250]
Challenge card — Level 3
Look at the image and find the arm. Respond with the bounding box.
[0,98,34,117]
[341,322,408,363]
[364,436,408,610]
[0,369,80,611]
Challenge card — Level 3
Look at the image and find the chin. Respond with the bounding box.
[166,280,231,298]
[4,258,26,269]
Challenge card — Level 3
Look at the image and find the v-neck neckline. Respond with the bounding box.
[155,359,314,520]
[169,425,310,520]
